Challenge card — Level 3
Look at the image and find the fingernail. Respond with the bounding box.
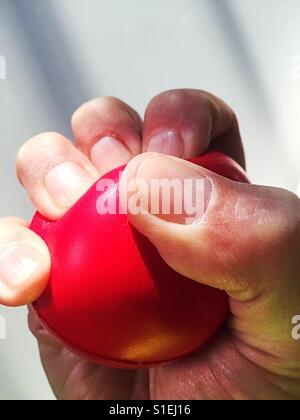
[91,136,132,173]
[146,130,184,157]
[133,155,212,224]
[44,162,94,208]
[0,244,43,289]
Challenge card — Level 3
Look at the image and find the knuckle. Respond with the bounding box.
[72,96,123,122]
[17,132,65,162]
[270,189,300,240]
[16,132,69,179]
[0,217,25,228]
[246,187,300,265]
[147,89,234,125]
[72,96,141,141]
[149,89,214,106]
[149,89,194,107]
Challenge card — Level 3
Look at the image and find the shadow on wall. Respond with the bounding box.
[0,55,6,79]
[5,0,95,136]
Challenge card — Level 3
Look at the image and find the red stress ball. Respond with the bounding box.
[30,152,249,368]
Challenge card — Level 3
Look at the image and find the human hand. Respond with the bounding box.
[1,90,299,400]
[120,90,300,400]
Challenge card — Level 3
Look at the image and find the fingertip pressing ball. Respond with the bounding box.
[30,152,249,369]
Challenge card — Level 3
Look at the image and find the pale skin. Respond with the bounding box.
[0,90,299,400]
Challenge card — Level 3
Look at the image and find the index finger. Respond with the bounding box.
[143,89,245,168]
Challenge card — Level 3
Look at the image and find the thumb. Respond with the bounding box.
[120,153,300,303]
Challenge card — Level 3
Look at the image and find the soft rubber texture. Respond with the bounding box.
[31,152,249,369]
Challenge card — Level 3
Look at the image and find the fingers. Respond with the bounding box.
[0,218,50,306]
[16,132,99,220]
[17,98,142,221]
[72,97,142,175]
[143,89,245,168]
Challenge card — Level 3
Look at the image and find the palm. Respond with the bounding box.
[28,309,146,400]
[29,308,299,400]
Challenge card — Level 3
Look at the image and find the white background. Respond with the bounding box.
[0,0,299,400]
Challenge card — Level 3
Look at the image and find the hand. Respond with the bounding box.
[0,90,299,400]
